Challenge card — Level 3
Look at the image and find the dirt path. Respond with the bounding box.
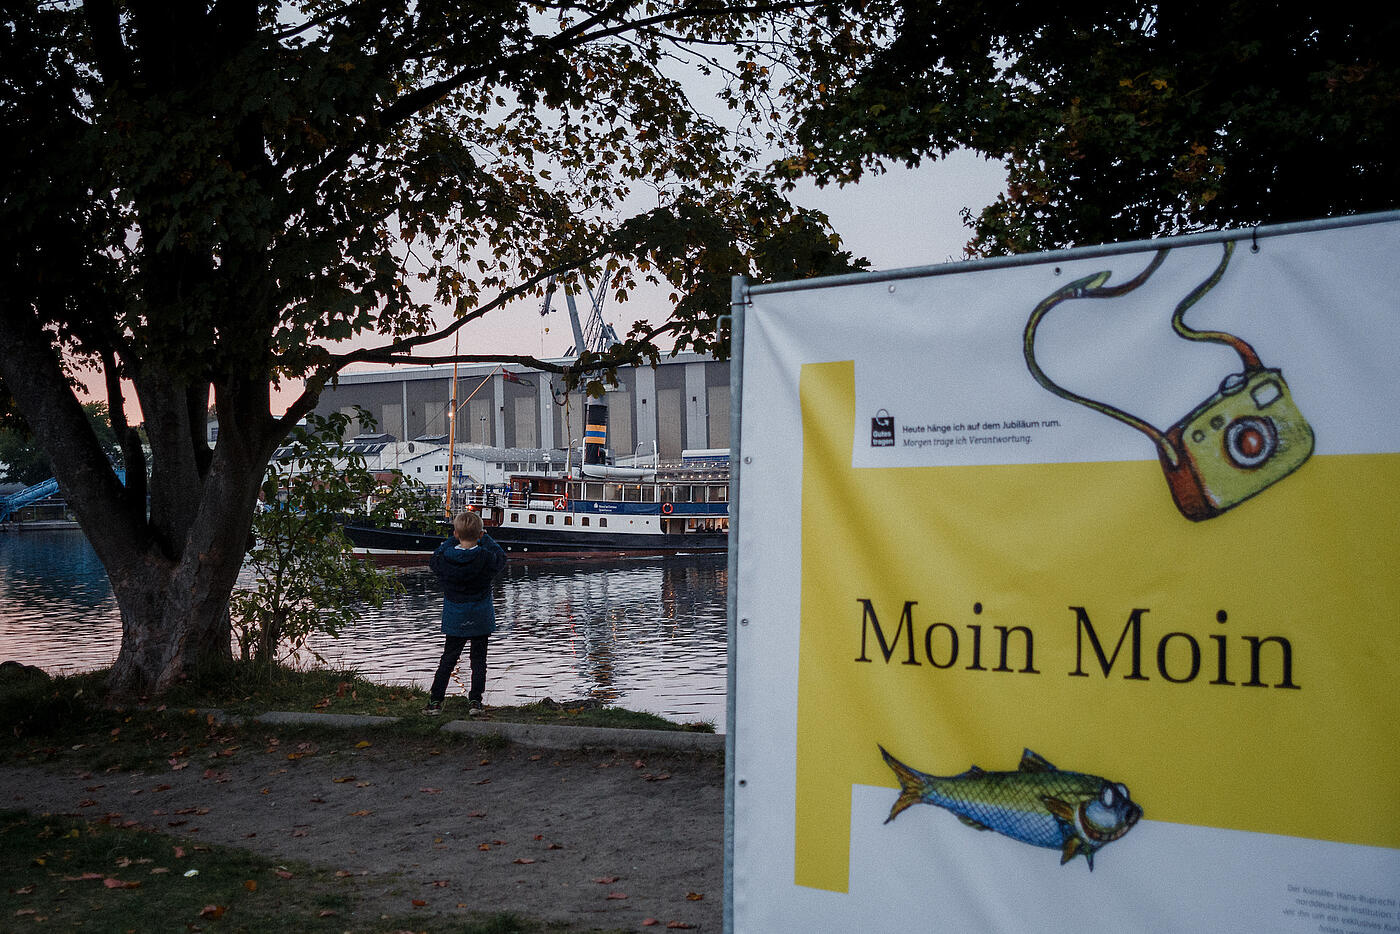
[0,733,724,931]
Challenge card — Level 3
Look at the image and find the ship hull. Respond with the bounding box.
[343,517,726,561]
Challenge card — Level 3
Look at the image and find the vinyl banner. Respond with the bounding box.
[730,216,1400,933]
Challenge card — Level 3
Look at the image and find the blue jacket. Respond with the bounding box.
[428,533,507,637]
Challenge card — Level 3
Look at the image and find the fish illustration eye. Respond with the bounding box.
[1100,786,1117,807]
[1116,783,1129,801]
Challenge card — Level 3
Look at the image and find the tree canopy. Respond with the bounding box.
[780,2,1400,254]
[0,0,877,695]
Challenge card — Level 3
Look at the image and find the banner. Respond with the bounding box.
[730,216,1400,933]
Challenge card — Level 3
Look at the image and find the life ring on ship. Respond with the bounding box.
[553,496,566,511]
[661,502,674,515]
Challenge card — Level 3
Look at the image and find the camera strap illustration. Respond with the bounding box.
[1024,241,1314,521]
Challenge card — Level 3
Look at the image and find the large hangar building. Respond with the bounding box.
[311,352,731,461]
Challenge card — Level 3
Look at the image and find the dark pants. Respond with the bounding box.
[430,635,489,702]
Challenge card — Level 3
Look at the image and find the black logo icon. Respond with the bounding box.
[871,409,895,447]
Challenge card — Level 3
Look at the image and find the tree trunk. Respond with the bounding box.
[0,304,285,698]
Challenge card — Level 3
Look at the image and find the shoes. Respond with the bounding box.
[424,700,443,716]
[467,699,484,717]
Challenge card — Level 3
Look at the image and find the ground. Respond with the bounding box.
[0,727,724,932]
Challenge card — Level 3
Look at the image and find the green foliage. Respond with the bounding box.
[1,0,889,694]
[230,409,438,670]
[785,3,1400,254]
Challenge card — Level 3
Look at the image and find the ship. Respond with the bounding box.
[342,451,728,559]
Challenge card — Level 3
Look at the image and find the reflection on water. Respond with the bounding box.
[0,530,728,729]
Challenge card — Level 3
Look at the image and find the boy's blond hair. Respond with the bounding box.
[453,510,484,543]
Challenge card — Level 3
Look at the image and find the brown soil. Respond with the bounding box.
[0,733,724,931]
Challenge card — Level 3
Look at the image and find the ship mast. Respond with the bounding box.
[445,336,459,520]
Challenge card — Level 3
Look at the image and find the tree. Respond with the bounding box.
[0,1,874,696]
[0,401,122,487]
[232,410,435,672]
[779,3,1400,254]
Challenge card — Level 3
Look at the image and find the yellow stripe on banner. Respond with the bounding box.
[794,360,1400,893]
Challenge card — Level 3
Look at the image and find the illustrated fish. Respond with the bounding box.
[879,745,1142,870]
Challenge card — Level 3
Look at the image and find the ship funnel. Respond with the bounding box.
[584,403,608,465]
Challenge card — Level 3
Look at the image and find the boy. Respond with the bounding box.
[425,510,507,716]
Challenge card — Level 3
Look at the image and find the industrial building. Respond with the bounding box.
[311,352,731,462]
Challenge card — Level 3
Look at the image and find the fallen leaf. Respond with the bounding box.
[533,834,543,840]
[470,779,491,786]
[333,776,356,784]
[15,885,35,895]
[468,811,486,818]
[354,740,371,748]
[667,922,695,929]
[686,892,704,900]
[349,810,372,817]
[291,828,309,837]
[198,905,226,920]
[243,879,258,892]
[642,921,659,928]
[317,909,337,917]
[335,870,353,878]
[478,844,491,851]
[150,867,170,875]
[419,787,442,794]
[103,878,140,889]
[173,846,186,858]
[547,843,563,850]
[411,899,427,907]
[593,876,620,884]
[606,892,628,900]
[512,858,536,865]
[275,870,294,879]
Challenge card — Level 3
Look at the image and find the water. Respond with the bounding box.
[0,530,729,729]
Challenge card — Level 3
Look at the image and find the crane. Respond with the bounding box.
[538,271,620,357]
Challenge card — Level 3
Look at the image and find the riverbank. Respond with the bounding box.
[0,667,726,931]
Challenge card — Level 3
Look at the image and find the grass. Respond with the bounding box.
[0,662,712,774]
[0,809,579,933]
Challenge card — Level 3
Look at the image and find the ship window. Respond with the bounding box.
[529,514,537,524]
[546,515,554,525]
[511,513,519,522]
[599,518,608,528]
[564,515,573,526]
[582,517,590,526]
[623,485,641,502]
[672,486,691,502]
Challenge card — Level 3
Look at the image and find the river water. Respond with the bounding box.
[0,530,729,729]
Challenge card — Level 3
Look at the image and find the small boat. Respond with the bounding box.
[344,453,729,560]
